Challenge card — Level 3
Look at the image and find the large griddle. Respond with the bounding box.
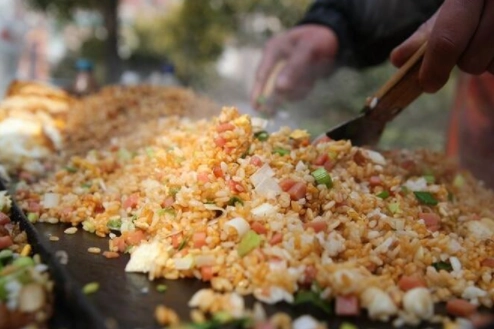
[4,180,488,329]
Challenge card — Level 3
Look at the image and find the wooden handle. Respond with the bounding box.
[261,60,286,100]
[365,42,427,121]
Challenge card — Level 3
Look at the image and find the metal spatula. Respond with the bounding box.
[324,42,428,146]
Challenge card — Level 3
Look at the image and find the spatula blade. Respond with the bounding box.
[325,113,386,147]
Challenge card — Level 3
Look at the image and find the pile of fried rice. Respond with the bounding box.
[15,107,494,326]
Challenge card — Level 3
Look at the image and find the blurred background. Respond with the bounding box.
[0,0,455,150]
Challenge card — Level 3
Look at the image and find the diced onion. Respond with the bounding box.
[293,315,319,329]
[251,117,269,132]
[195,254,216,267]
[224,217,250,237]
[364,150,387,165]
[250,164,275,187]
[42,193,60,209]
[450,256,462,272]
[204,204,226,217]
[251,203,277,217]
[174,254,194,270]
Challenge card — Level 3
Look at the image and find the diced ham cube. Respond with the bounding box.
[162,197,174,208]
[398,276,427,291]
[103,251,120,259]
[446,299,477,317]
[269,232,283,245]
[419,213,441,231]
[197,172,210,183]
[302,265,317,285]
[171,234,181,249]
[323,159,335,171]
[335,295,360,316]
[193,232,207,248]
[27,200,42,213]
[216,122,235,133]
[123,193,139,210]
[214,136,227,147]
[213,165,224,178]
[279,178,296,192]
[287,182,307,200]
[250,156,263,167]
[125,230,146,246]
[314,154,328,166]
[304,220,327,233]
[201,265,214,281]
[251,222,267,235]
[369,176,382,187]
[481,258,494,268]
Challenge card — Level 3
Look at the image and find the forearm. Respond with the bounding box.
[299,0,443,68]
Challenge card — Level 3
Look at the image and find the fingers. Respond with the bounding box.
[251,36,290,109]
[457,0,494,75]
[391,12,436,68]
[276,46,317,100]
[420,0,484,93]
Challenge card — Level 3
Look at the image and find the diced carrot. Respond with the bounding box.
[0,236,13,249]
[398,276,427,291]
[197,172,210,183]
[314,154,328,166]
[0,212,10,225]
[304,220,327,233]
[250,156,263,167]
[213,165,224,178]
[369,176,382,187]
[193,232,207,248]
[201,266,214,281]
[251,222,267,235]
[125,230,146,246]
[279,178,296,192]
[269,232,283,245]
[287,182,307,200]
[123,193,139,210]
[481,258,494,268]
[103,251,120,259]
[419,213,441,231]
[335,295,360,316]
[446,299,477,317]
[216,122,235,133]
[214,136,227,147]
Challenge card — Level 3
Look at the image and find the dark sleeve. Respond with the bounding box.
[298,0,444,68]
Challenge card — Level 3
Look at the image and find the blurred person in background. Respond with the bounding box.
[252,0,494,190]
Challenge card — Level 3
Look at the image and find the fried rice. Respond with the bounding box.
[15,106,494,326]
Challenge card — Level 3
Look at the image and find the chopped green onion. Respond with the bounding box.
[453,174,465,188]
[13,256,34,268]
[82,282,99,295]
[424,174,435,184]
[414,191,438,206]
[157,207,176,216]
[376,191,390,199]
[64,166,77,173]
[432,261,453,272]
[0,250,13,262]
[311,168,333,188]
[27,212,39,223]
[294,289,332,315]
[117,148,132,161]
[228,197,244,206]
[145,147,155,158]
[212,311,232,323]
[107,218,122,230]
[340,322,358,329]
[178,236,189,251]
[272,148,290,156]
[388,202,400,214]
[124,245,133,254]
[156,284,167,293]
[169,187,180,197]
[81,182,92,189]
[237,230,262,257]
[254,130,269,141]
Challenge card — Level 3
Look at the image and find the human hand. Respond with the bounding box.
[391,0,494,93]
[251,25,339,111]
